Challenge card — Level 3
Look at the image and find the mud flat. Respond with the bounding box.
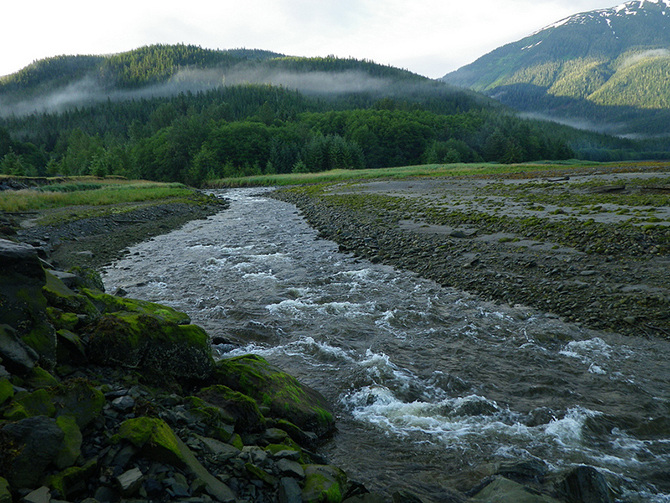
[271,165,670,339]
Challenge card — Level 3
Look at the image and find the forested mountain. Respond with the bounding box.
[0,44,664,183]
[442,0,670,136]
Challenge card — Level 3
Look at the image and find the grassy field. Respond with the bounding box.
[202,160,667,188]
[0,177,193,212]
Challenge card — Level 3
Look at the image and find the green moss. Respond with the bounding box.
[117,416,184,466]
[213,354,334,436]
[302,465,347,503]
[46,307,80,331]
[198,384,265,433]
[82,289,190,324]
[245,463,277,486]
[26,366,59,389]
[0,477,10,503]
[0,379,14,406]
[47,457,97,499]
[54,415,82,469]
[4,388,56,420]
[42,271,99,320]
[52,379,105,429]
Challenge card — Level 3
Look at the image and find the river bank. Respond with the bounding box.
[270,166,670,339]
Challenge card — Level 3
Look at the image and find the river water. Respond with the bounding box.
[102,188,670,502]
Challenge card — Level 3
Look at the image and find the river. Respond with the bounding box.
[102,188,670,502]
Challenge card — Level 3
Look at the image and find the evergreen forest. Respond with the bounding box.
[0,45,667,184]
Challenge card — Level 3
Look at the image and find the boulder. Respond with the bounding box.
[558,466,613,503]
[213,354,335,437]
[468,477,562,503]
[54,415,83,469]
[2,416,64,488]
[0,239,55,368]
[87,311,213,380]
[302,464,348,503]
[198,384,265,433]
[0,324,39,375]
[82,288,190,324]
[0,478,10,503]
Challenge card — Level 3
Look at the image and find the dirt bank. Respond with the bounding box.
[271,165,670,339]
[7,195,229,271]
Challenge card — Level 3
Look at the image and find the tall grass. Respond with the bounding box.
[0,180,193,212]
[204,161,623,188]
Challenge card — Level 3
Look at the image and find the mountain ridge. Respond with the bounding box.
[442,0,670,135]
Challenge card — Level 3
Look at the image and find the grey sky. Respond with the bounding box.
[1,0,617,79]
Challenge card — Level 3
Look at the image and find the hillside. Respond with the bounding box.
[442,0,670,135]
[0,44,664,182]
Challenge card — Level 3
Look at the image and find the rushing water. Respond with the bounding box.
[103,189,670,502]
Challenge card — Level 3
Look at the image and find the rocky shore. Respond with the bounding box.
[270,167,670,340]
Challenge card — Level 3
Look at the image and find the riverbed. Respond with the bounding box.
[102,188,670,502]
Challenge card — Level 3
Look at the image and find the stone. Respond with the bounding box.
[279,477,303,503]
[197,435,241,461]
[116,467,144,496]
[0,324,39,375]
[3,416,64,488]
[112,395,136,412]
[0,239,56,368]
[0,478,10,503]
[277,458,305,479]
[88,312,213,380]
[51,379,105,429]
[213,354,335,438]
[468,477,562,503]
[22,486,51,503]
[558,466,613,503]
[117,417,236,502]
[54,415,83,469]
[47,458,98,500]
[198,385,265,433]
[302,465,348,503]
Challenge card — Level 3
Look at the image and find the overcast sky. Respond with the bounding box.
[2,0,618,79]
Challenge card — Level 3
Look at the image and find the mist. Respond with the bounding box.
[0,66,399,118]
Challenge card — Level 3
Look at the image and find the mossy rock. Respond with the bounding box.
[0,477,10,503]
[51,379,105,429]
[88,311,213,380]
[213,354,334,437]
[56,329,87,364]
[25,366,60,389]
[3,379,103,428]
[183,396,234,442]
[198,384,265,433]
[0,244,56,369]
[42,270,100,322]
[0,379,13,406]
[54,415,83,469]
[4,388,56,420]
[46,307,80,331]
[82,288,191,324]
[47,457,97,500]
[68,266,105,291]
[302,465,348,503]
[117,416,237,502]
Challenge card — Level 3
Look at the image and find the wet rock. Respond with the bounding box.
[558,465,613,503]
[88,312,213,380]
[198,384,265,433]
[116,467,144,496]
[213,354,335,438]
[54,415,83,469]
[0,324,39,375]
[277,458,305,479]
[47,458,98,500]
[468,477,561,503]
[279,476,303,503]
[22,486,51,503]
[497,459,548,484]
[112,395,136,412]
[3,416,64,488]
[302,465,347,503]
[0,478,10,503]
[0,239,55,369]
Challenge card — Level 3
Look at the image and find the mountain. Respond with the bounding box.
[442,0,670,135]
[0,43,483,118]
